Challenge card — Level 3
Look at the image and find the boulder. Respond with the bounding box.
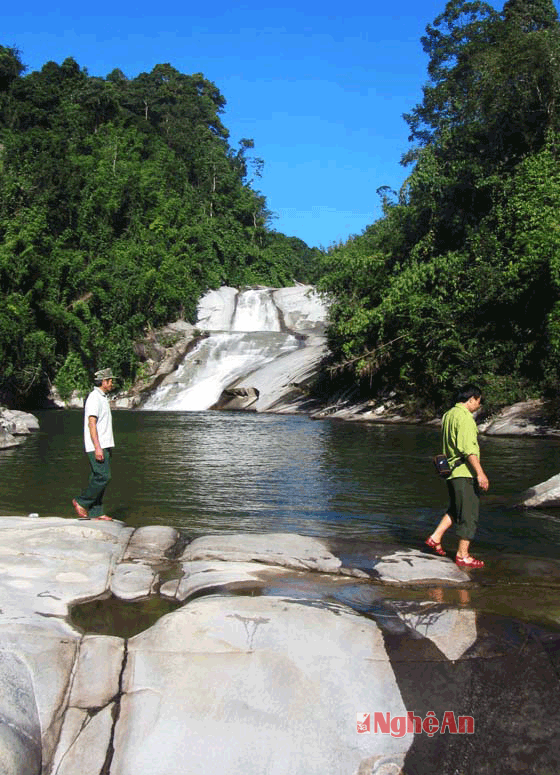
[0,427,20,449]
[519,472,560,508]
[0,408,40,447]
[211,386,260,411]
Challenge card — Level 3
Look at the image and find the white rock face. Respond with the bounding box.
[196,286,238,331]
[272,285,328,333]
[112,596,411,775]
[160,559,291,602]
[233,336,329,412]
[390,603,478,661]
[124,525,181,561]
[0,408,40,435]
[142,285,330,413]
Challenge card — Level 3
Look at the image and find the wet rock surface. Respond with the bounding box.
[0,517,558,775]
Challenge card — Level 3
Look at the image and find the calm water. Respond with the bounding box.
[3,409,560,561]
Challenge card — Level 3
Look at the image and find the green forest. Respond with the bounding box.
[318,0,560,415]
[2,0,560,415]
[0,49,323,404]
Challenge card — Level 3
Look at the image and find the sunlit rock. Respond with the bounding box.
[0,651,42,775]
[0,428,20,448]
[112,596,412,775]
[388,601,478,661]
[231,335,329,412]
[372,549,469,584]
[141,285,329,413]
[0,408,39,435]
[123,525,182,562]
[111,561,157,600]
[0,518,131,619]
[272,285,328,334]
[50,704,115,775]
[181,533,343,573]
[196,286,238,330]
[69,635,124,708]
[479,399,555,436]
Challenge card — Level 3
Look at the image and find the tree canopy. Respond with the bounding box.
[0,49,322,403]
[318,0,560,414]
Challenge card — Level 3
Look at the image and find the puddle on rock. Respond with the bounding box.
[71,595,183,638]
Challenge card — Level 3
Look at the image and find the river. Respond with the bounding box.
[3,409,560,556]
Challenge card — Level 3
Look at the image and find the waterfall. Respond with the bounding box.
[231,289,281,332]
[142,332,300,411]
[141,285,328,413]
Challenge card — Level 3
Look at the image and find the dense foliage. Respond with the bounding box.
[0,50,322,404]
[318,0,560,414]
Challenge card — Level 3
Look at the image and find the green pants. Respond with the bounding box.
[76,449,112,518]
[446,476,480,540]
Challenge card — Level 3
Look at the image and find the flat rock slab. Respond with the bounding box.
[0,517,133,618]
[113,596,411,775]
[111,561,157,600]
[371,549,470,584]
[182,533,343,573]
[0,518,558,775]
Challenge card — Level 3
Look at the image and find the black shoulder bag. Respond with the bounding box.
[432,454,464,479]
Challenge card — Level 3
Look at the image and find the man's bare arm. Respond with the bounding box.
[466,453,489,491]
[88,416,104,461]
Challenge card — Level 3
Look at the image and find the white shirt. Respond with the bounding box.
[83,387,114,452]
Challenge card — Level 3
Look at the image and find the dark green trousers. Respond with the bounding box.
[446,476,480,540]
[76,449,112,518]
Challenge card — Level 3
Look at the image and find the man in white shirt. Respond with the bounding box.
[72,368,116,521]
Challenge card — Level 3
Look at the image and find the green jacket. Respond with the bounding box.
[442,402,480,479]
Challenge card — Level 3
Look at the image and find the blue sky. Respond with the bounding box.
[5,0,510,248]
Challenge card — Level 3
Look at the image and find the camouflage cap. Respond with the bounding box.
[94,368,116,381]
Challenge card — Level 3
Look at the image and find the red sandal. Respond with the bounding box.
[425,537,446,556]
[455,555,484,569]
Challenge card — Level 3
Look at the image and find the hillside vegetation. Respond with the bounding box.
[318,0,560,415]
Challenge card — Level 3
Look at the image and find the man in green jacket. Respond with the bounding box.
[425,385,489,569]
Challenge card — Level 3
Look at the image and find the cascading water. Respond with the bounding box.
[142,288,304,411]
[231,289,282,332]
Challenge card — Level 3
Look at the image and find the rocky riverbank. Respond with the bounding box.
[1,517,559,775]
[310,396,560,437]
